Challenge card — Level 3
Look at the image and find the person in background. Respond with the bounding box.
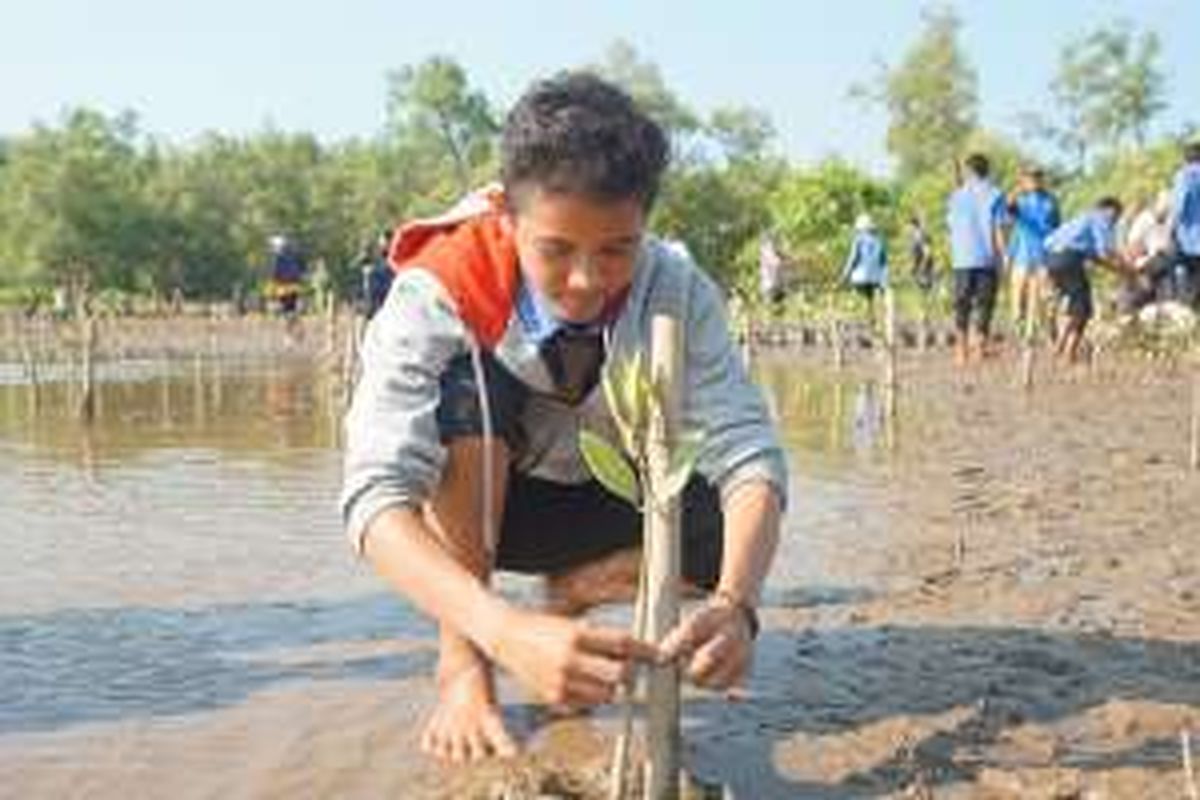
[1005,165,1060,332]
[907,214,935,295]
[360,232,394,319]
[841,213,888,316]
[1123,190,1174,308]
[946,153,1007,365]
[758,232,785,310]
[269,235,307,317]
[1044,197,1131,362]
[1166,141,1200,306]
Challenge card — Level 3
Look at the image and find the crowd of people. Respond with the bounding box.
[802,143,1200,365]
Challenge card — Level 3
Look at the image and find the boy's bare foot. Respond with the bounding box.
[420,654,518,763]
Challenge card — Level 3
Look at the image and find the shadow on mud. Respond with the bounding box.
[682,623,1200,798]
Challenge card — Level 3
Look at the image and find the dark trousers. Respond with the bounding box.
[952,268,999,336]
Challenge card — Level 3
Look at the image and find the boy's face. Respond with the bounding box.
[507,188,645,323]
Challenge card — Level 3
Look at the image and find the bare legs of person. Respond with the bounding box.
[1053,314,1087,363]
[419,436,518,763]
[419,439,660,762]
[1011,269,1032,333]
[954,325,970,366]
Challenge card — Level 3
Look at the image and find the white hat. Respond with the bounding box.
[854,213,875,232]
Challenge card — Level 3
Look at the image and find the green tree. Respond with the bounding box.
[851,5,978,180]
[0,109,155,295]
[705,106,776,164]
[1041,20,1167,166]
[386,56,498,197]
[586,39,700,141]
[767,160,894,286]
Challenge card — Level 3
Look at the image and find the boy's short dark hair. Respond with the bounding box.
[501,72,669,212]
[964,153,990,178]
[1097,195,1124,218]
[1185,141,1200,163]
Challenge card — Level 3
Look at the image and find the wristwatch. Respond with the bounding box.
[710,589,760,639]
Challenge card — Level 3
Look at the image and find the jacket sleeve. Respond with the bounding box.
[339,269,468,553]
[682,271,789,507]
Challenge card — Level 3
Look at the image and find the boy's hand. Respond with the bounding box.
[659,598,754,690]
[489,609,659,707]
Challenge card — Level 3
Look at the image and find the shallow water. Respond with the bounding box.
[2,350,1198,798]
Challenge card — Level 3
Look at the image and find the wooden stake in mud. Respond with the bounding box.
[1183,728,1198,800]
[341,311,365,410]
[830,297,845,371]
[78,312,96,423]
[644,314,683,800]
[1019,300,1036,391]
[884,287,898,422]
[1190,356,1200,471]
[19,320,41,410]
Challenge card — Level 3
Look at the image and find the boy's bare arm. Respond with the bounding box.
[715,479,782,608]
[660,478,781,689]
[365,507,508,650]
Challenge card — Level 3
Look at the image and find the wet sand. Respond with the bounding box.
[2,349,1198,798]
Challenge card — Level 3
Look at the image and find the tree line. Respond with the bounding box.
[0,13,1193,308]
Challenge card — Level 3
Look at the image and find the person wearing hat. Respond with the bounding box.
[1005,165,1060,331]
[841,212,888,313]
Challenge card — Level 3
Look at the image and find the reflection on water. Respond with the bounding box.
[0,356,344,462]
[0,354,880,744]
[754,355,892,466]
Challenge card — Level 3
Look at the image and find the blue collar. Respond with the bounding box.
[515,280,607,345]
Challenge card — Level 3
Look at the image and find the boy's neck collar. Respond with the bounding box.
[516,277,630,342]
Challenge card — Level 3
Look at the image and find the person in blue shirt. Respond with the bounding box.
[268,234,307,317]
[1005,165,1060,331]
[1167,141,1200,306]
[1044,197,1131,362]
[946,153,1007,365]
[841,213,888,314]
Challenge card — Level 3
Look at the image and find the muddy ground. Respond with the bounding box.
[1,347,1198,799]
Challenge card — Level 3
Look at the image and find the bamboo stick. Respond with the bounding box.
[78,313,96,423]
[1190,357,1199,471]
[644,314,683,800]
[1184,728,1198,800]
[1019,296,1036,391]
[884,288,897,423]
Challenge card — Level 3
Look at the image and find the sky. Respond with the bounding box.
[3,0,1198,174]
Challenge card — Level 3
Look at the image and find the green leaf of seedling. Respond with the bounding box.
[658,428,706,502]
[602,363,637,457]
[621,351,648,434]
[579,428,641,506]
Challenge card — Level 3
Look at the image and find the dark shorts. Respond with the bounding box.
[434,351,724,588]
[1047,250,1093,323]
[852,283,879,302]
[1173,254,1200,305]
[496,472,723,588]
[952,268,999,335]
